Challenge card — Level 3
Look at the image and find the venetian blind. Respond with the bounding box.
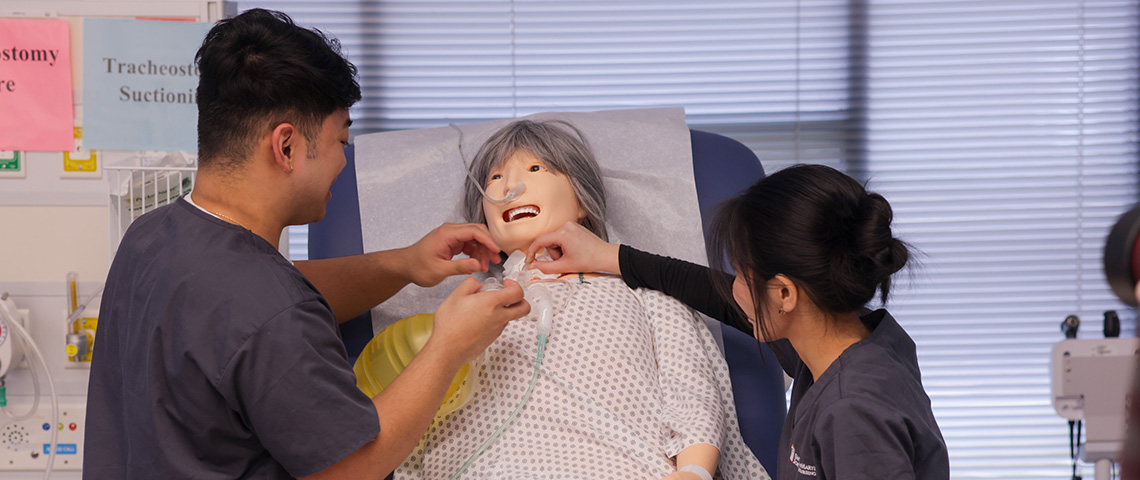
[857,1,1139,478]
[245,0,849,257]
[243,1,1139,478]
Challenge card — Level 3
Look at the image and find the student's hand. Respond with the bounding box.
[428,278,529,365]
[402,223,502,287]
[526,221,621,275]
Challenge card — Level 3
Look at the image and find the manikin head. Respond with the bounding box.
[194,9,360,224]
[462,120,608,255]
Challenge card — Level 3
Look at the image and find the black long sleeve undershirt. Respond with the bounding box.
[617,244,753,335]
[617,244,800,375]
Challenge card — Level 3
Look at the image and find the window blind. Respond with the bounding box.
[241,1,1139,477]
[237,0,850,168]
[857,1,1139,478]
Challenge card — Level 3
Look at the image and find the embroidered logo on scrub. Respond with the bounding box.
[789,444,818,477]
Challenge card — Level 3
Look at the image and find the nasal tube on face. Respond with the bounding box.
[466,167,526,205]
[451,122,526,205]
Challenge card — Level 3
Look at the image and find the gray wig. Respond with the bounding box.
[461,119,609,241]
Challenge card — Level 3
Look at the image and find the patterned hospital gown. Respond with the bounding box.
[397,276,770,480]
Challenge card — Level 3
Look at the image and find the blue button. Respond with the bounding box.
[42,444,77,455]
[41,423,49,431]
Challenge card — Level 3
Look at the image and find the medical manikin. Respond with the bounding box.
[395,120,769,480]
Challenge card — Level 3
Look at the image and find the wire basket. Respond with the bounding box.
[105,154,197,258]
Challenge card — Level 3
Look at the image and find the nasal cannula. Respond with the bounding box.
[450,123,525,205]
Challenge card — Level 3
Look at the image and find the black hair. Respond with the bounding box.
[194,9,361,170]
[708,164,911,342]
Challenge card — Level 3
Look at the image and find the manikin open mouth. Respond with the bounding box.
[504,205,540,223]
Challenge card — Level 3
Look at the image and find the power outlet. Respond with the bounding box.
[60,126,101,180]
[60,151,101,179]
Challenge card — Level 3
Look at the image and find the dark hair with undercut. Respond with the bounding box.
[194,9,360,170]
[708,164,912,342]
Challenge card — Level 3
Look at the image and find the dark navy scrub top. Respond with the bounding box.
[618,245,949,480]
[84,198,379,479]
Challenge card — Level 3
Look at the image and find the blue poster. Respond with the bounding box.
[83,18,212,151]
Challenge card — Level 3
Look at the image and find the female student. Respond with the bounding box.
[528,164,950,479]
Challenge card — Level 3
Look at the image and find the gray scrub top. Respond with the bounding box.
[83,199,380,479]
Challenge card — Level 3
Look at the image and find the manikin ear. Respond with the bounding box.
[770,274,799,314]
[271,123,297,173]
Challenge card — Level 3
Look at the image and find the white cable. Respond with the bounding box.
[0,296,39,422]
[2,329,39,422]
[0,305,59,479]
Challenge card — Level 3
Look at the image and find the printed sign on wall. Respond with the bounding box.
[0,18,74,151]
[83,18,212,151]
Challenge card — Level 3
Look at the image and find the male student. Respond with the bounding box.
[83,9,528,479]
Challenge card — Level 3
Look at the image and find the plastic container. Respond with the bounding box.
[353,313,479,417]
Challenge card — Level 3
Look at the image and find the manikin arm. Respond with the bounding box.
[642,289,726,479]
[668,443,721,480]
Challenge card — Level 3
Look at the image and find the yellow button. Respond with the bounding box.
[57,423,63,430]
[66,345,78,356]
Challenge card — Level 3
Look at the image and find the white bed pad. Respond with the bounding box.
[355,107,707,331]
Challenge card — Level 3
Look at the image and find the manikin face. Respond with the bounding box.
[482,150,586,254]
[289,109,351,225]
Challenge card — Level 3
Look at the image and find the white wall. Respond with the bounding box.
[0,3,226,477]
[0,153,109,479]
[0,205,110,284]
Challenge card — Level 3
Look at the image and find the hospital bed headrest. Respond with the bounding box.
[355,108,706,330]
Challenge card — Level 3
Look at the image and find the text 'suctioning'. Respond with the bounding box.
[102,57,199,104]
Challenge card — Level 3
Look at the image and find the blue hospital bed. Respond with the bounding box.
[308,130,787,475]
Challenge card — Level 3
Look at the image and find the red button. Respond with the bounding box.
[68,423,76,431]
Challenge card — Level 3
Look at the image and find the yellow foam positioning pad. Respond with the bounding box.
[353,313,479,417]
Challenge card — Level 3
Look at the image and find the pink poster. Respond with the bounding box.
[0,18,73,151]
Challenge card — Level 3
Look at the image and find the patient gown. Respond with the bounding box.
[396,276,769,480]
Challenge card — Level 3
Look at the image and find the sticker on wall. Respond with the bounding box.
[0,151,25,178]
[61,126,100,179]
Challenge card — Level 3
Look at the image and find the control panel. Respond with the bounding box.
[0,402,85,471]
